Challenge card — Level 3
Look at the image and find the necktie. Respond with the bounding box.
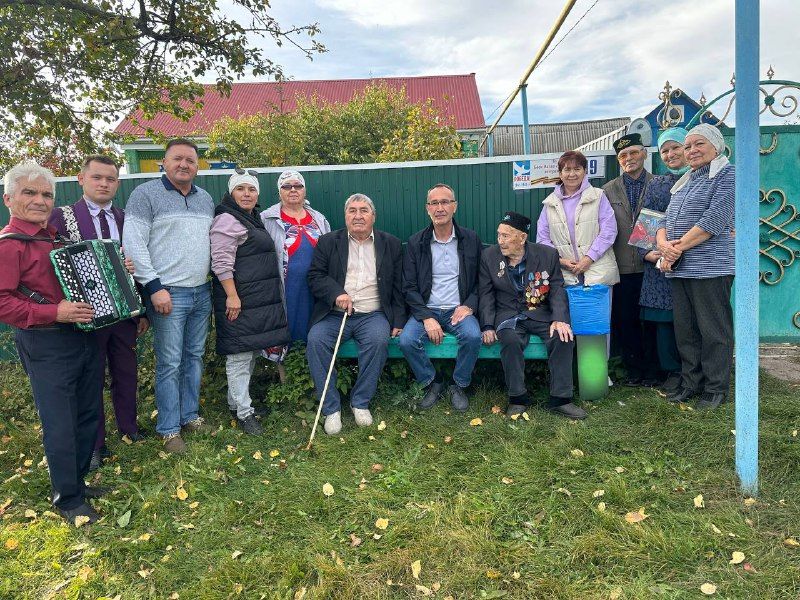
[98,209,111,239]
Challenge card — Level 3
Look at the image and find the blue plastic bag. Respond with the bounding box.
[566,285,611,335]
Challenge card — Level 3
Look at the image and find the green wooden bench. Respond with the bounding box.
[337,333,548,359]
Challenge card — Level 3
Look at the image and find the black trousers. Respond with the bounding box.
[670,276,734,394]
[497,318,574,406]
[15,325,102,510]
[612,272,658,379]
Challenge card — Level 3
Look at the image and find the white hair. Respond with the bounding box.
[344,193,376,214]
[3,161,56,198]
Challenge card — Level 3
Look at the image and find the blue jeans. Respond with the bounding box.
[146,283,212,437]
[398,309,482,388]
[306,311,389,416]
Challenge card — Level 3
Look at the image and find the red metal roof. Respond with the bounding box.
[115,74,485,137]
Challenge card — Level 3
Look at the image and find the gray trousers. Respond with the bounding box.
[497,318,574,405]
[226,351,258,419]
[670,276,734,394]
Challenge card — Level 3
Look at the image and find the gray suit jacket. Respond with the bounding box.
[603,172,653,275]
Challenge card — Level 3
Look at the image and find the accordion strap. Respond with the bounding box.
[0,232,62,305]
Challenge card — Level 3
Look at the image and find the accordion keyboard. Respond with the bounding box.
[68,247,116,320]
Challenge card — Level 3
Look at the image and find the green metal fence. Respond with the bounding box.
[0,151,621,356]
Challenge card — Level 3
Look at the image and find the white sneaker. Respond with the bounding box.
[323,411,342,435]
[352,407,373,427]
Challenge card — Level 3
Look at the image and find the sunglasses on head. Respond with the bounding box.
[280,183,305,191]
[235,167,259,176]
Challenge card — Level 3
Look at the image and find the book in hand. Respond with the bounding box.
[628,208,665,250]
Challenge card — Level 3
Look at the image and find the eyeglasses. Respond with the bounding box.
[281,184,305,191]
[426,199,456,207]
[235,167,259,176]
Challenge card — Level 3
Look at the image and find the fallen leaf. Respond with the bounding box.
[368,435,376,441]
[485,569,501,579]
[137,568,151,579]
[743,562,757,573]
[322,483,335,497]
[269,449,280,458]
[491,405,502,414]
[231,550,243,560]
[373,533,382,540]
[694,494,705,508]
[349,533,362,547]
[729,551,745,564]
[470,418,483,426]
[188,501,199,509]
[512,571,521,580]
[792,430,798,437]
[624,507,649,524]
[226,445,236,454]
[24,509,36,519]
[233,456,242,464]
[711,524,722,534]
[176,486,188,501]
[0,498,12,514]
[117,510,131,528]
[169,594,179,600]
[294,588,307,600]
[556,487,572,497]
[700,582,717,595]
[501,477,514,485]
[593,490,605,498]
[784,537,800,548]
[233,583,243,595]
[375,517,389,530]
[150,409,158,419]
[121,434,133,445]
[77,565,94,581]
[609,587,622,600]
[510,413,520,421]
[614,466,626,474]
[23,459,33,467]
[432,582,442,591]
[570,449,584,458]
[597,502,606,512]
[415,584,433,596]
[138,533,151,541]
[444,436,453,444]
[377,421,387,431]
[411,559,422,579]
[4,538,19,550]
[743,497,757,506]
[252,451,263,460]
[371,463,383,472]
[521,412,530,421]
[74,515,91,527]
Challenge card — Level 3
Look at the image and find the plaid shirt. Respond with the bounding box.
[622,171,647,215]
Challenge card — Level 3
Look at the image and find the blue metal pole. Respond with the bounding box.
[734,0,760,495]
[520,84,532,155]
[488,132,494,157]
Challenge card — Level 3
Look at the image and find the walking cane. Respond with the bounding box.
[306,310,349,451]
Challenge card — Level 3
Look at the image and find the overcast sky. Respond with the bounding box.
[232,0,799,126]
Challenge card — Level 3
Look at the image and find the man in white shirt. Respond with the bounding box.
[49,155,150,470]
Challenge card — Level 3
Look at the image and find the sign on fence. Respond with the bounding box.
[513,156,607,190]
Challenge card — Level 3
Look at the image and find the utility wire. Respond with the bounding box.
[538,0,600,67]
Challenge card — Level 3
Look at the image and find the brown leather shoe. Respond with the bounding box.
[163,434,187,454]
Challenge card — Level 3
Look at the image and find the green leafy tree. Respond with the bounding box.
[0,0,324,159]
[206,84,463,166]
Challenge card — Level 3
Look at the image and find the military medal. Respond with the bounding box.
[498,260,506,278]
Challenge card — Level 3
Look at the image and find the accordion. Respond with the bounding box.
[50,239,144,331]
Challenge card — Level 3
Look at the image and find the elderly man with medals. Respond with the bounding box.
[479,211,587,419]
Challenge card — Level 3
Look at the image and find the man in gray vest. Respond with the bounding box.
[603,133,656,386]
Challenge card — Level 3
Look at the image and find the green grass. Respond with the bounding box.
[1,363,799,599]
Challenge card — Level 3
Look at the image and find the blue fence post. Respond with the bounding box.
[734,0,760,495]
[520,84,532,155]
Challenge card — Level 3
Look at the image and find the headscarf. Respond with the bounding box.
[277,170,305,191]
[670,123,730,194]
[657,127,689,176]
[228,171,260,195]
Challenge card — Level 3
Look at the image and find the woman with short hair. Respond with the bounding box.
[536,150,619,288]
[211,170,291,434]
[261,170,331,344]
[657,124,735,409]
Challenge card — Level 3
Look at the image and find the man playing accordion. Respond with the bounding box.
[0,161,110,525]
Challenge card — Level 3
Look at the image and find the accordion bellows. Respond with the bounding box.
[50,240,144,331]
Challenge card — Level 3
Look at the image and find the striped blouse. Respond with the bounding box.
[665,163,736,279]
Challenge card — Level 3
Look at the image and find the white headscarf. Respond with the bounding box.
[277,170,305,190]
[670,123,730,194]
[228,171,260,195]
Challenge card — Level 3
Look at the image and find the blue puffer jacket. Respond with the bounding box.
[638,174,680,311]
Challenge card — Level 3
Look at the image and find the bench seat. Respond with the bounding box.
[337,333,548,359]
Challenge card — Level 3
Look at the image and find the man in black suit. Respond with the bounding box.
[306,193,405,435]
[479,211,586,419]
